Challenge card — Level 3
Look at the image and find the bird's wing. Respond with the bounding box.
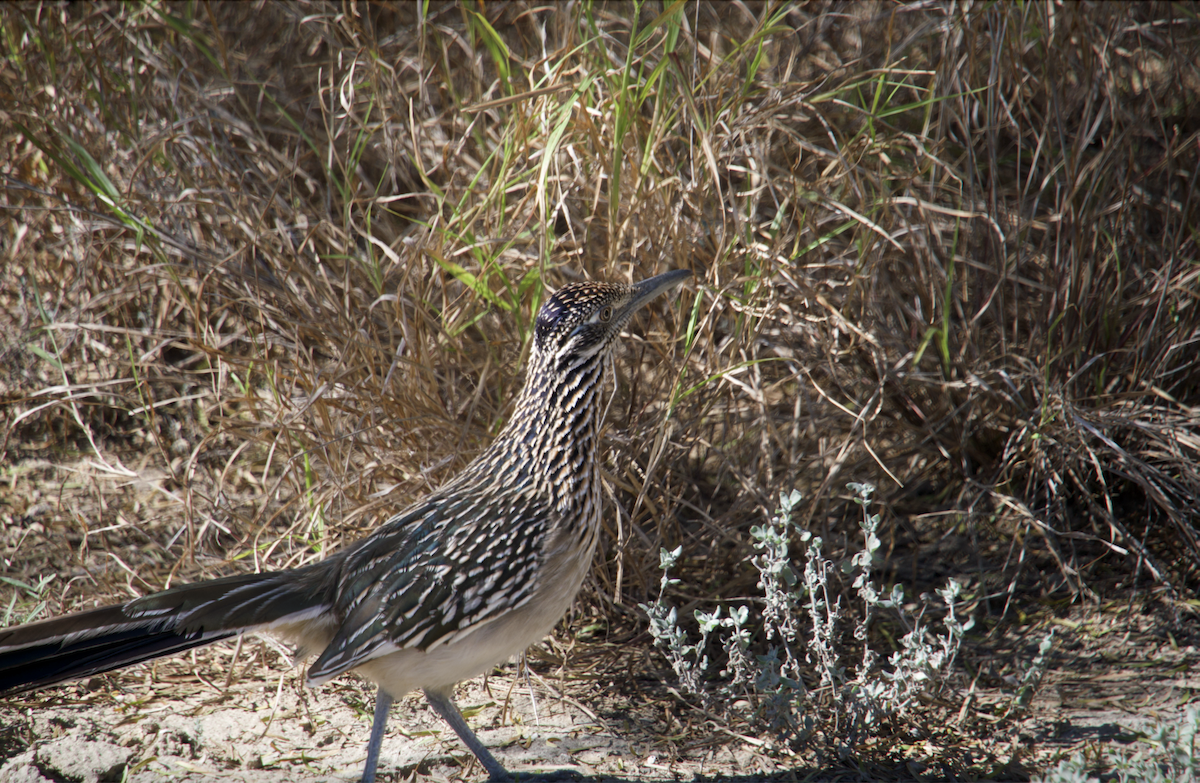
[306,482,554,682]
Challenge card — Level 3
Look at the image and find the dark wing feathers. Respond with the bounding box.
[308,487,553,681]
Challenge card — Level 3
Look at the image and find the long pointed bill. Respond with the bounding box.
[618,269,692,322]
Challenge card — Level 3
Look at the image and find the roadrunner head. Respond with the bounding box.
[532,269,692,374]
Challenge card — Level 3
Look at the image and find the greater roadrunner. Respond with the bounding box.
[0,269,690,782]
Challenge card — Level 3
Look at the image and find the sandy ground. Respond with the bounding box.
[1,659,648,783]
[1,600,1196,783]
[0,635,778,783]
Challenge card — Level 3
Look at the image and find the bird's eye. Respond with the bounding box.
[598,306,613,322]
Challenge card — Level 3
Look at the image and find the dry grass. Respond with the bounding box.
[2,1,1199,778]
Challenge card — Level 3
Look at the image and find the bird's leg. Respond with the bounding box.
[360,687,394,783]
[424,687,511,782]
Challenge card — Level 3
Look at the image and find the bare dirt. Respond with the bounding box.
[1,608,1196,783]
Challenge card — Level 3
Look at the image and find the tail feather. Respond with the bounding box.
[0,569,330,697]
[0,606,235,696]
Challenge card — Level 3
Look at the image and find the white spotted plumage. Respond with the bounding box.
[301,277,675,685]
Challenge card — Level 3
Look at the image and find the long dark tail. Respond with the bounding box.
[0,568,330,697]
